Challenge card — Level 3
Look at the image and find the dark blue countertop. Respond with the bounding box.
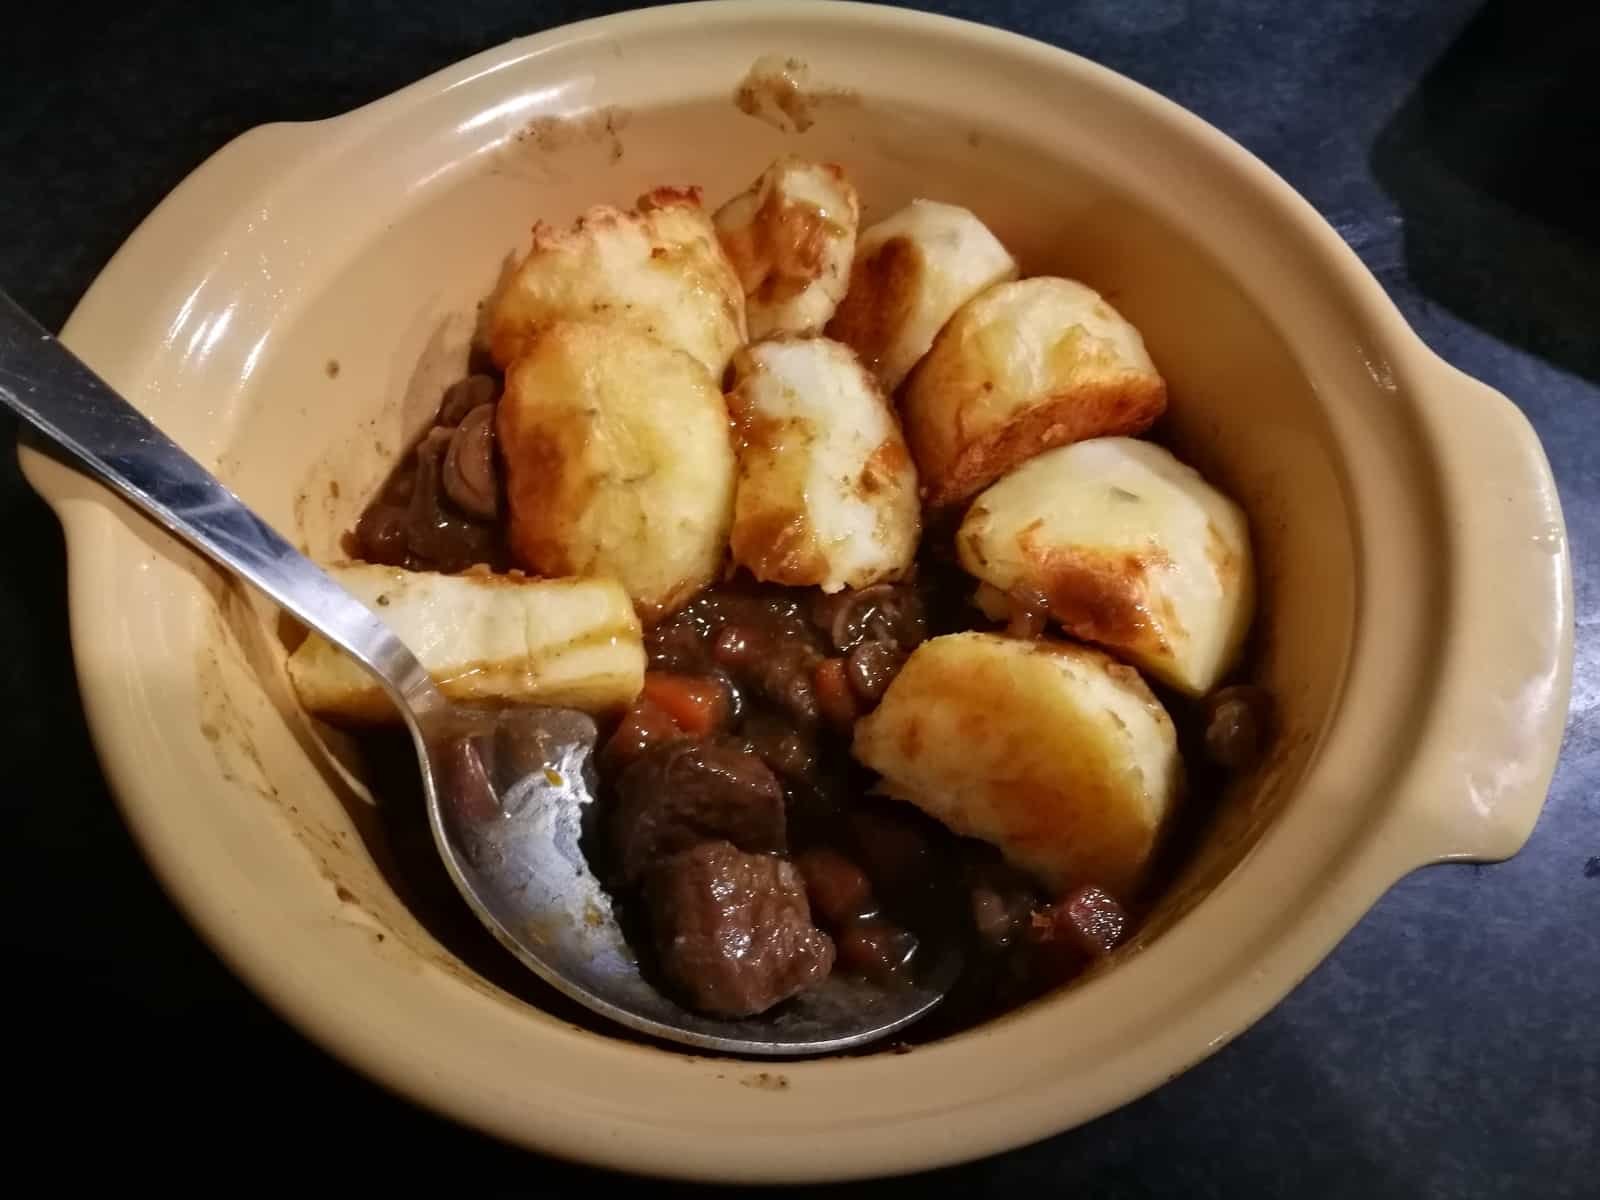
[2,2,1594,1194]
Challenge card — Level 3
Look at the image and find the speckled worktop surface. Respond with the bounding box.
[2,1,1594,1194]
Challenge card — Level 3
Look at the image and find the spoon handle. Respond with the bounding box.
[0,290,441,718]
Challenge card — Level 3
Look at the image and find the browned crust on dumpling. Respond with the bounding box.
[913,375,1167,509]
[824,235,921,381]
[728,503,829,586]
[636,184,704,212]
[856,435,913,500]
[1017,522,1177,660]
[488,186,743,374]
[496,344,588,578]
[496,321,734,623]
[719,165,848,305]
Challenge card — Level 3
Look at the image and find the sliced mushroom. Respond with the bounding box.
[442,403,501,521]
[437,373,498,426]
[352,502,411,566]
[811,583,926,653]
[405,428,499,570]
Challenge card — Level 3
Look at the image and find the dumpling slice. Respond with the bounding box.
[903,277,1167,508]
[853,632,1181,897]
[726,337,919,592]
[286,565,644,723]
[497,321,736,621]
[488,186,746,377]
[826,199,1017,392]
[714,157,860,339]
[958,437,1253,696]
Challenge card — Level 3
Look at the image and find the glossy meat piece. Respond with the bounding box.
[647,841,835,1017]
[1029,884,1129,957]
[608,740,786,885]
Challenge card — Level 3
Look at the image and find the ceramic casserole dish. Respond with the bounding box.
[18,0,1571,1182]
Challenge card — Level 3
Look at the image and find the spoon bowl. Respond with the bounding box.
[418,703,957,1053]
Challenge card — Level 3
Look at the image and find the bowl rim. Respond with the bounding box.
[20,0,1572,1181]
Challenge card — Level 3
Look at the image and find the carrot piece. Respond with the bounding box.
[814,657,861,729]
[640,672,729,736]
[601,697,684,769]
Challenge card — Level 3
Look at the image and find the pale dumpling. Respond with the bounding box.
[853,632,1181,896]
[496,321,736,621]
[286,565,644,723]
[903,277,1167,508]
[826,199,1018,392]
[725,337,920,592]
[489,186,746,377]
[958,437,1253,696]
[714,157,860,339]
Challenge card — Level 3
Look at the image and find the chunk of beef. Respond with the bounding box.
[646,841,835,1017]
[1028,884,1129,957]
[608,740,786,886]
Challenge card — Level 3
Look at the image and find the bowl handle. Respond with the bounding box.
[1398,354,1572,863]
[51,120,326,375]
[20,120,328,509]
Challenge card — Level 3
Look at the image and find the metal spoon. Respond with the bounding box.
[0,292,955,1055]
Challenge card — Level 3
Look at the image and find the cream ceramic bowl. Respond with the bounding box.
[20,0,1571,1182]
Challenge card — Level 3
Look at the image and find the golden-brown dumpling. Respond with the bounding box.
[853,632,1181,896]
[286,565,643,722]
[489,186,746,377]
[826,199,1017,392]
[714,157,860,339]
[959,437,1253,696]
[903,277,1167,508]
[726,337,919,592]
[496,321,736,620]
